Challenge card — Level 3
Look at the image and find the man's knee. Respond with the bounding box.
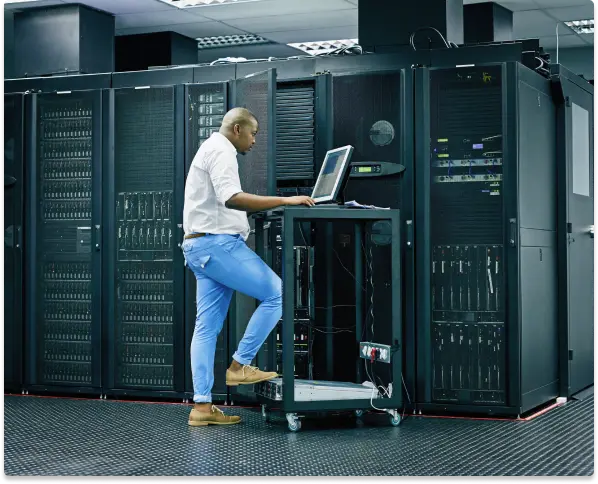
[263,277,282,304]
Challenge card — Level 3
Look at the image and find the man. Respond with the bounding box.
[182,107,315,427]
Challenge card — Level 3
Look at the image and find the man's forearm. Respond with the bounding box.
[226,192,288,212]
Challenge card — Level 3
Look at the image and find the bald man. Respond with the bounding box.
[182,107,314,426]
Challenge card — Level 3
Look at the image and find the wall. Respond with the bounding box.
[546,46,594,81]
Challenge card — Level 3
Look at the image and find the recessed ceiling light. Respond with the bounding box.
[287,39,359,55]
[197,34,271,49]
[158,0,263,7]
[564,19,594,34]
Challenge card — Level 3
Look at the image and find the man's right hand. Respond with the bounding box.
[284,196,316,207]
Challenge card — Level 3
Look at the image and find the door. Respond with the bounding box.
[4,94,24,390]
[555,74,594,396]
[25,90,103,390]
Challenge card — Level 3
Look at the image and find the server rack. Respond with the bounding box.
[183,81,230,402]
[321,69,416,400]
[550,65,594,398]
[24,90,103,395]
[5,94,25,392]
[415,62,558,416]
[103,85,186,399]
[227,69,277,403]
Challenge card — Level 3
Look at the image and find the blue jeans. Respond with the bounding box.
[181,234,282,403]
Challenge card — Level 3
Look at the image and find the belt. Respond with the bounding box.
[184,233,207,240]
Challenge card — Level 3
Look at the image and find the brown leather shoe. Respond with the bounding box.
[188,405,241,427]
[226,365,277,386]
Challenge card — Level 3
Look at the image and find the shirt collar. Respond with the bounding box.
[212,132,237,154]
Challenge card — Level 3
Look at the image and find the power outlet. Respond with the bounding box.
[359,342,391,364]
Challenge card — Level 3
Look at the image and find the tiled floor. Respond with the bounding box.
[4,393,593,476]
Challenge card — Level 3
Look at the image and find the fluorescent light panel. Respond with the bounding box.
[287,39,359,55]
[564,19,594,34]
[158,0,263,8]
[197,34,270,49]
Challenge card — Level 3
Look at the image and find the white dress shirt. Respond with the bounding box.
[183,132,250,240]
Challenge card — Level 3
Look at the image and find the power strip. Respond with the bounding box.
[359,342,391,364]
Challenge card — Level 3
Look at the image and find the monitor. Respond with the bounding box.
[311,145,354,204]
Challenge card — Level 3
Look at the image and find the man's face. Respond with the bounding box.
[233,118,258,154]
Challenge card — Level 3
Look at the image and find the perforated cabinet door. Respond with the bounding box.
[105,86,185,396]
[25,90,103,390]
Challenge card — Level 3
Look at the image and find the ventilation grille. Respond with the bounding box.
[276,82,315,181]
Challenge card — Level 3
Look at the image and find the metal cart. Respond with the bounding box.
[253,206,403,431]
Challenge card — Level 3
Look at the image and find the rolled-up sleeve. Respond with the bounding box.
[204,150,243,205]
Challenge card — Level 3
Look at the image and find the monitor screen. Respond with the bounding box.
[311,146,354,202]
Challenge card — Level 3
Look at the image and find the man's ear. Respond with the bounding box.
[233,124,241,136]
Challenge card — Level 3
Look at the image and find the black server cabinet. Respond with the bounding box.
[322,70,415,393]
[103,86,186,399]
[25,90,103,394]
[415,62,558,416]
[5,94,25,392]
[227,69,277,403]
[183,82,229,402]
[551,65,594,398]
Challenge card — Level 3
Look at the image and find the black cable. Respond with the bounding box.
[409,26,451,51]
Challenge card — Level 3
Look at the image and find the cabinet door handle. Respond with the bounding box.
[509,219,517,247]
[95,225,101,251]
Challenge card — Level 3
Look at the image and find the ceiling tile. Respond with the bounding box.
[538,33,586,48]
[117,21,245,38]
[513,9,559,36]
[116,10,212,29]
[545,5,594,21]
[196,0,355,21]
[225,9,357,32]
[259,25,358,44]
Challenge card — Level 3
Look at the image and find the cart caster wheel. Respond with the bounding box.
[288,420,301,432]
[390,414,401,427]
[355,409,364,418]
[286,413,301,432]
